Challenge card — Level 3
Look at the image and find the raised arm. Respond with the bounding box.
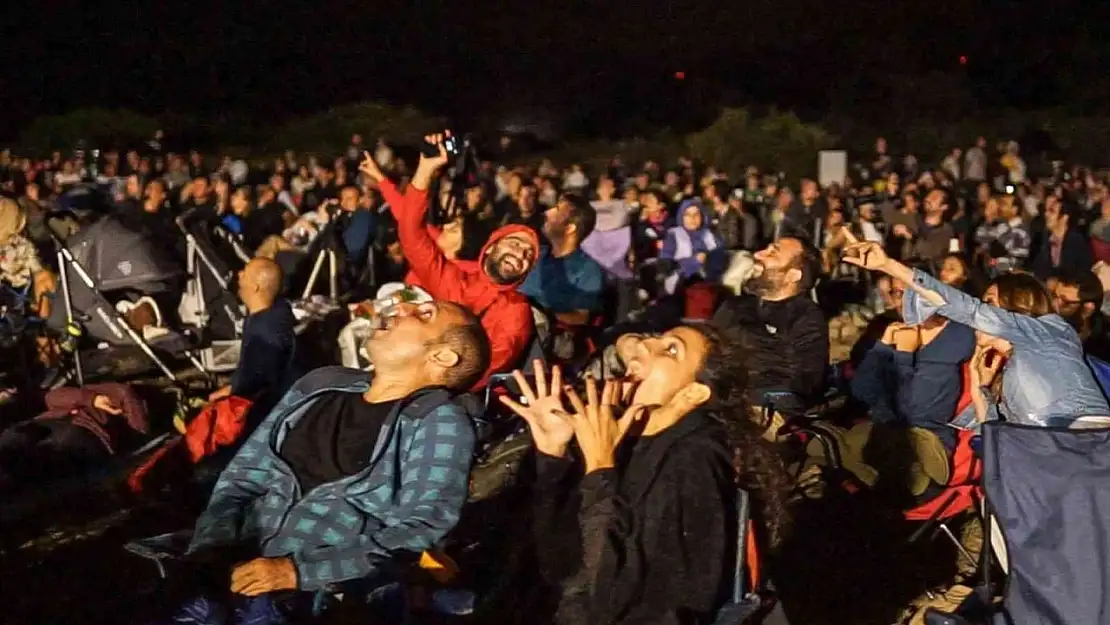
[361,142,472,304]
[840,233,1068,348]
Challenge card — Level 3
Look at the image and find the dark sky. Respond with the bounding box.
[3,0,1108,141]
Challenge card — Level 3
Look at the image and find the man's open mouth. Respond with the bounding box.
[500,256,521,273]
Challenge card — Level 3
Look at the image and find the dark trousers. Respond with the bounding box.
[0,419,107,489]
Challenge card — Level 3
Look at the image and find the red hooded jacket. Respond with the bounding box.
[379,180,538,388]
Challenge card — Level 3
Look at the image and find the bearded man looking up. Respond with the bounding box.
[713,235,828,418]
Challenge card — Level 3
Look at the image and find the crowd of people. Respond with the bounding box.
[1,128,1109,625]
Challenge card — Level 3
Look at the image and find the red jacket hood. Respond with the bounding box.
[479,224,541,289]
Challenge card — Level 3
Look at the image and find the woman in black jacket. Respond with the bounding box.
[501,324,792,625]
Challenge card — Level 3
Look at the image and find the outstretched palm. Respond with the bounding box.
[499,361,574,457]
[565,377,644,474]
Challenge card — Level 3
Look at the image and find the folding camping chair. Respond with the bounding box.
[713,488,771,625]
[926,421,1110,625]
[904,429,982,570]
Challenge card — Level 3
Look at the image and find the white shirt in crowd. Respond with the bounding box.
[964,146,987,181]
[860,220,884,244]
[563,170,589,191]
[55,172,82,187]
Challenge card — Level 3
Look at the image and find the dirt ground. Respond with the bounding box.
[0,462,967,625]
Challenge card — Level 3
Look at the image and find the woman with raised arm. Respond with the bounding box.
[501,323,791,625]
[841,232,1110,429]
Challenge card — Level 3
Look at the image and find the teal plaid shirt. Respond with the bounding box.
[188,367,476,591]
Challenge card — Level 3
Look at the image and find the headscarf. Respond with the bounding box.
[676,198,720,253]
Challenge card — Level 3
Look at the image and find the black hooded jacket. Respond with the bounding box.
[531,411,737,625]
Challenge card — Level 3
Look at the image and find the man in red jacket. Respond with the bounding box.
[359,135,539,388]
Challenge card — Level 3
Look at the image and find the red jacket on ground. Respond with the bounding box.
[379,180,538,388]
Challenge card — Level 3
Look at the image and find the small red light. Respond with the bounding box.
[959,55,968,65]
[674,71,686,80]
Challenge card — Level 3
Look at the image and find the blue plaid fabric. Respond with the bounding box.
[188,367,476,591]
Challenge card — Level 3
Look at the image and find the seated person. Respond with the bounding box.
[500,325,791,625]
[843,235,1110,429]
[1,197,57,365]
[519,192,605,327]
[1,197,55,314]
[254,185,375,267]
[173,298,490,621]
[659,198,727,288]
[359,136,539,387]
[851,315,974,452]
[207,258,297,419]
[1046,268,1110,362]
[713,236,828,418]
[630,189,673,265]
[219,186,286,253]
[0,383,147,491]
[255,200,331,259]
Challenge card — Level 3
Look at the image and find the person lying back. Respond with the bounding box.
[174,298,490,619]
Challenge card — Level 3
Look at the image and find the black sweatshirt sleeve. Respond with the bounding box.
[532,451,585,585]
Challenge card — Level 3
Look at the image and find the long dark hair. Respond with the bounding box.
[690,323,794,551]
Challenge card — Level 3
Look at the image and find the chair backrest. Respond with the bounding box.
[1085,354,1110,401]
[981,421,1110,625]
[713,488,765,625]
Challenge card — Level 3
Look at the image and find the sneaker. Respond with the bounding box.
[430,589,476,616]
[163,595,228,625]
[233,595,286,625]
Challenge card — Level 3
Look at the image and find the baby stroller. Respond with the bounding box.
[45,216,207,383]
[176,220,249,373]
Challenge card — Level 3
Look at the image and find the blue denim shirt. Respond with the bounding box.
[903,269,1109,428]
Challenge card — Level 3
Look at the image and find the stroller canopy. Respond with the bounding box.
[66,217,182,292]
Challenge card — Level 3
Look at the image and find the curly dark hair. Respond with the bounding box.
[689,323,794,551]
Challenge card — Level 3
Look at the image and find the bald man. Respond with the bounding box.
[208,258,298,414]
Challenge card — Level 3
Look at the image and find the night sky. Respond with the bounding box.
[3,0,1108,141]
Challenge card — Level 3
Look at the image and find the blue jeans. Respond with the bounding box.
[158,593,287,625]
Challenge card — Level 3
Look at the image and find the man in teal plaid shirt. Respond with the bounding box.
[169,299,490,624]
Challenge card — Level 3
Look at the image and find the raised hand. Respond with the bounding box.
[565,377,644,474]
[970,346,1006,390]
[359,150,385,183]
[419,132,452,170]
[499,361,574,457]
[840,228,890,272]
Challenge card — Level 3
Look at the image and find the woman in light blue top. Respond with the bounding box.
[841,235,1110,429]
